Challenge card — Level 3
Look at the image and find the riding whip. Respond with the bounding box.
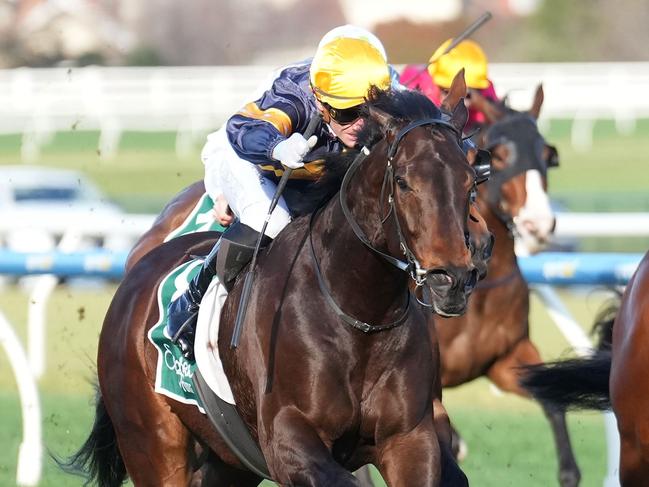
[400,11,493,87]
[230,113,322,348]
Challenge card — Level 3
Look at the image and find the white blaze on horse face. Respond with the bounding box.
[513,169,555,256]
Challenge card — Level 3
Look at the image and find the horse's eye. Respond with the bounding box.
[395,176,409,190]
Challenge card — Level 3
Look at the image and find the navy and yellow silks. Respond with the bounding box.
[225,62,344,214]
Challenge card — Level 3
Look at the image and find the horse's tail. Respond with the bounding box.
[520,351,612,410]
[520,292,621,411]
[56,386,127,487]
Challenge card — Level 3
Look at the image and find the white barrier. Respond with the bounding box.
[1,211,648,241]
[0,310,42,486]
[2,63,649,158]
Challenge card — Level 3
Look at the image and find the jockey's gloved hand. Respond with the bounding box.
[272,133,318,169]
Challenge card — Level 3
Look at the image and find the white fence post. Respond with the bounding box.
[0,310,42,486]
[28,229,84,378]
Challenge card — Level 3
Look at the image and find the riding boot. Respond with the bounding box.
[166,240,220,360]
[166,222,271,360]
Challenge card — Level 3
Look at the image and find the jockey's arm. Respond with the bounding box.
[225,82,315,171]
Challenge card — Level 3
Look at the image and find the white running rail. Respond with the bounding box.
[2,63,649,158]
[0,310,42,486]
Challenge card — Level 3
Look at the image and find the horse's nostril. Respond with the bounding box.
[427,270,454,290]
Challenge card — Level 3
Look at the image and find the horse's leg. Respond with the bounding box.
[433,399,469,487]
[375,414,441,487]
[108,393,195,486]
[263,408,359,487]
[618,437,649,487]
[449,423,468,461]
[487,338,581,487]
[193,451,261,487]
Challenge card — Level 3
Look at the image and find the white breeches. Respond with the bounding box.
[202,128,291,239]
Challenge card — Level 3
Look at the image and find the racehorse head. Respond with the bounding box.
[343,71,487,317]
[470,86,559,255]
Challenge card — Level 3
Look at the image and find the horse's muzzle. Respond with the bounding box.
[425,267,478,317]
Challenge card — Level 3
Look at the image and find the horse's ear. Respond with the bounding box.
[529,84,544,120]
[448,98,468,135]
[440,69,468,134]
[440,68,467,113]
[368,105,397,140]
[470,90,503,124]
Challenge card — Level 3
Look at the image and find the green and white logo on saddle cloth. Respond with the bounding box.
[148,256,236,413]
[163,192,226,242]
[148,259,205,411]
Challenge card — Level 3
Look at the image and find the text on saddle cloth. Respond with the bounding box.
[147,258,235,412]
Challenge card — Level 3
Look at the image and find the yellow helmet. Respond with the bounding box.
[310,36,391,109]
[428,39,489,90]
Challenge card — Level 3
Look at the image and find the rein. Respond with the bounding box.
[308,208,411,333]
[308,117,463,333]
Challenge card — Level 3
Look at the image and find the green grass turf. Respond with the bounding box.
[0,285,614,486]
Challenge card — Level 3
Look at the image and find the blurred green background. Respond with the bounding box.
[0,117,646,486]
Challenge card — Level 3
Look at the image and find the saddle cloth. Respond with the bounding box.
[147,258,235,413]
[163,192,225,242]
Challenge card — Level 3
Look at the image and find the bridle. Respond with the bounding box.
[341,118,469,283]
[309,117,473,332]
[481,114,549,238]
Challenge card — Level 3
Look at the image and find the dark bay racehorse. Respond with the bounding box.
[523,250,649,487]
[433,87,581,487]
[68,76,488,486]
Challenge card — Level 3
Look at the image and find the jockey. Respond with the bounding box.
[166,27,392,359]
[400,38,499,132]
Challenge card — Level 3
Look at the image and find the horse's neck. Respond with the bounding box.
[482,197,518,276]
[311,171,408,324]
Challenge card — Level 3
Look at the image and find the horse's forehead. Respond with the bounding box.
[397,129,469,176]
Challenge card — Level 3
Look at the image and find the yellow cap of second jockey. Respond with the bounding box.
[310,36,391,109]
[428,39,490,90]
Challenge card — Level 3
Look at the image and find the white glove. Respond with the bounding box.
[271,133,318,169]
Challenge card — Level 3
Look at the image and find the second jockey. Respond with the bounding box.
[166,26,392,359]
[400,38,499,133]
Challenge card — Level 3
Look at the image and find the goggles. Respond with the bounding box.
[324,102,364,125]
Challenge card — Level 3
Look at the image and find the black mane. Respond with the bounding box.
[292,88,442,217]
